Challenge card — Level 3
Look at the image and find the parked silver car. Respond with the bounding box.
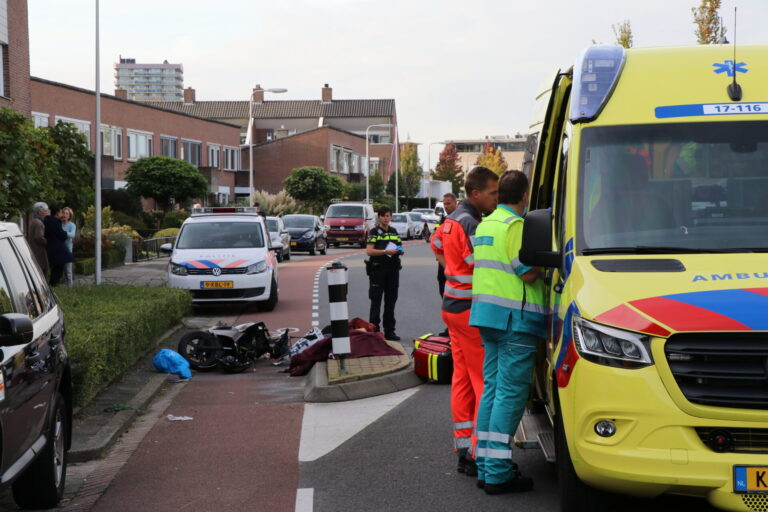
[266,216,291,262]
[390,213,417,240]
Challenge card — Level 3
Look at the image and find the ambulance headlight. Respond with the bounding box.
[246,261,268,274]
[572,316,653,368]
[170,262,188,276]
[570,45,625,123]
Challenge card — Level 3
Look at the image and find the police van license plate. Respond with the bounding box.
[734,466,768,493]
[201,281,233,289]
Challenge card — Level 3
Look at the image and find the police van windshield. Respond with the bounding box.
[578,121,768,253]
[176,221,265,249]
[326,205,364,218]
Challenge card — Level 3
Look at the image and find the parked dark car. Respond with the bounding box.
[265,216,291,262]
[0,223,72,509]
[282,215,327,255]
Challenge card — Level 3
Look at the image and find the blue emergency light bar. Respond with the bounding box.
[570,45,626,123]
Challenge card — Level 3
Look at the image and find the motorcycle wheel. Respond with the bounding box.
[178,331,222,370]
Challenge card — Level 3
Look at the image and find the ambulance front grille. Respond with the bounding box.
[742,493,768,512]
[695,427,768,454]
[665,333,768,410]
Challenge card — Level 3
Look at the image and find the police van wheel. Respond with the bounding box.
[259,276,278,312]
[555,399,607,512]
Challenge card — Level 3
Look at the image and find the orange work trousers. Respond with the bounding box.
[442,307,485,454]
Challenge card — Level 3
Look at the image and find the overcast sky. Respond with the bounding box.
[28,0,766,169]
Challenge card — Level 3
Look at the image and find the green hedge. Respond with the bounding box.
[74,247,126,275]
[56,284,192,407]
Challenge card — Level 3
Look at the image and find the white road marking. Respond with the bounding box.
[295,488,314,512]
[312,312,319,318]
[298,387,420,462]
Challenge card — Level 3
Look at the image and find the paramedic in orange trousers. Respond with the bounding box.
[430,167,499,475]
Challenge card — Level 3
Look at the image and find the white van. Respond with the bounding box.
[163,207,279,311]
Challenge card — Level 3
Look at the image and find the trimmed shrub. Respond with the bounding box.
[74,247,126,275]
[102,189,143,218]
[153,227,180,239]
[112,210,148,233]
[55,284,191,406]
[161,210,190,229]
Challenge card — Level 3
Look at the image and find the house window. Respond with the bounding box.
[55,116,92,149]
[181,139,201,167]
[0,45,6,97]
[100,125,122,159]
[208,144,220,168]
[369,134,391,144]
[224,147,240,170]
[331,145,343,173]
[370,157,381,174]
[32,112,49,129]
[127,130,153,160]
[161,136,177,158]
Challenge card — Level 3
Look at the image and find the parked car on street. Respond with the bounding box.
[323,202,375,248]
[406,212,426,237]
[390,213,417,240]
[411,208,440,235]
[283,214,327,255]
[265,216,291,262]
[0,222,73,510]
[162,207,280,311]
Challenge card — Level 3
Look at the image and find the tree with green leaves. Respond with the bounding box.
[125,156,209,211]
[0,108,56,219]
[692,0,726,44]
[283,166,345,213]
[475,141,508,176]
[432,142,464,195]
[368,170,385,200]
[613,19,633,48]
[392,142,422,201]
[46,121,94,216]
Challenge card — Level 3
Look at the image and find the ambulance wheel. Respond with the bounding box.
[555,399,607,512]
[259,275,278,312]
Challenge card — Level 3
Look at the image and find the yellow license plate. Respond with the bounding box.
[734,466,768,493]
[290,242,297,246]
[201,281,233,289]
[337,237,348,241]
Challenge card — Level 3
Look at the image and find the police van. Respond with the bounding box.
[517,44,768,512]
[164,207,279,311]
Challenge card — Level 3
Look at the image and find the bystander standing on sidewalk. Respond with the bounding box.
[44,206,74,286]
[28,202,50,275]
[61,207,77,287]
[471,171,545,495]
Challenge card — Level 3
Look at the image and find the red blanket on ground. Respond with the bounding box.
[288,330,403,377]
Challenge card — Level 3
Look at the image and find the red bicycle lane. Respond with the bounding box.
[89,252,358,512]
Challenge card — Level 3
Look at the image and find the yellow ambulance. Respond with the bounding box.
[518,44,768,512]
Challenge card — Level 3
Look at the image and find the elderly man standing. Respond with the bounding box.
[28,202,49,274]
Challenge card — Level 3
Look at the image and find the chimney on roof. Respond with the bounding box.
[252,85,264,104]
[183,87,196,103]
[114,88,128,99]
[322,83,332,103]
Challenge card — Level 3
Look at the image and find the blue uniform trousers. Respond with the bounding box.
[475,322,538,484]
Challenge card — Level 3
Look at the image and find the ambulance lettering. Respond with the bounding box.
[692,272,768,282]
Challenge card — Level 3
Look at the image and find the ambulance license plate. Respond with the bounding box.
[201,281,233,289]
[734,466,768,493]
[337,237,348,241]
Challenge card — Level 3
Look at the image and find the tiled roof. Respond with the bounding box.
[146,99,396,120]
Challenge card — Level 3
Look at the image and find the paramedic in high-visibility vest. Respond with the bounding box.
[431,166,498,477]
[470,170,546,495]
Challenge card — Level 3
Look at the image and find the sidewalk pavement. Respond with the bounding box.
[66,257,422,461]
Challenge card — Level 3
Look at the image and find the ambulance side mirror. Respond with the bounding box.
[520,209,561,268]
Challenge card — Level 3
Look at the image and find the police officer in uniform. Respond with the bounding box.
[366,205,403,341]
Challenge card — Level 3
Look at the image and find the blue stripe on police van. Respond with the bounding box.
[663,289,768,331]
[656,103,768,119]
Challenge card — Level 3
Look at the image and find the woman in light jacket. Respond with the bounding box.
[61,207,76,287]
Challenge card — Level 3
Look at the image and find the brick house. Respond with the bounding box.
[0,0,31,116]
[149,84,399,195]
[31,78,243,205]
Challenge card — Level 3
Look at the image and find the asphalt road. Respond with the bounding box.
[307,241,720,512]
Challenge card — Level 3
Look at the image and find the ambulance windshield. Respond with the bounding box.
[578,121,768,253]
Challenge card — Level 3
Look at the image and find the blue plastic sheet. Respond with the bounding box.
[153,348,192,379]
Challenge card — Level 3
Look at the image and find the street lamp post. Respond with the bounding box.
[247,86,286,206]
[94,0,102,284]
[365,123,397,205]
[426,142,444,209]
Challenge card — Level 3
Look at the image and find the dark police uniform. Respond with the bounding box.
[367,225,402,335]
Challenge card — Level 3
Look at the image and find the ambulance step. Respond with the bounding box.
[514,412,555,462]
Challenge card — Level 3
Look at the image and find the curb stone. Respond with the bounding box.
[304,360,422,402]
